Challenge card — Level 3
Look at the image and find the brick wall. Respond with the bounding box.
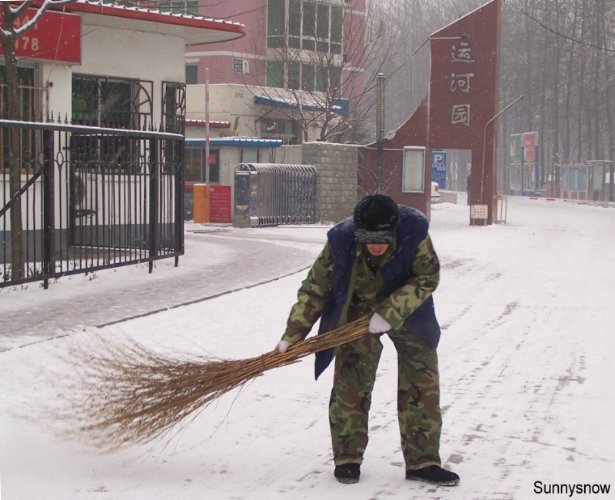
[281,142,359,223]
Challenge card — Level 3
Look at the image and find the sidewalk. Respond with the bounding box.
[0,223,330,351]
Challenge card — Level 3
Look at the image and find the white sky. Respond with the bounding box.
[1,197,614,500]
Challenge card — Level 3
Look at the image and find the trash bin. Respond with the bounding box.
[193,183,211,223]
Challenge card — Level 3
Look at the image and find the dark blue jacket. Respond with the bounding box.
[314,205,441,379]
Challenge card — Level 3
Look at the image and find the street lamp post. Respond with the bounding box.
[376,73,385,190]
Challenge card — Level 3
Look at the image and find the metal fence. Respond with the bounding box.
[0,118,184,288]
[233,163,317,227]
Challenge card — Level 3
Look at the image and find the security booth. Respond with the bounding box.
[587,160,613,203]
[234,163,317,227]
[559,164,590,201]
[184,138,283,222]
[558,162,613,202]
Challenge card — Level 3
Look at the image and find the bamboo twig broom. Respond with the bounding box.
[70,316,369,450]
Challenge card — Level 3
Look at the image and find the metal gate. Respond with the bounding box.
[234,163,317,227]
[0,118,184,288]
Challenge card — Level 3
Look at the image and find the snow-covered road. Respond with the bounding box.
[0,226,324,348]
[1,197,614,499]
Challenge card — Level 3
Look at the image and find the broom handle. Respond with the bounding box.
[266,316,370,363]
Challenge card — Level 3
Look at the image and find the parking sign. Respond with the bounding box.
[432,151,447,189]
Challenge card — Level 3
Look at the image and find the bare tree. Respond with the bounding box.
[485,0,615,196]
[249,0,407,144]
[1,0,73,280]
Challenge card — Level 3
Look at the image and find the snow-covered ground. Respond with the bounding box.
[1,197,614,500]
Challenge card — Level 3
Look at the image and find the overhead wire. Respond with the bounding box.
[506,0,615,54]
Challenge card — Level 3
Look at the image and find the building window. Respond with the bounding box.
[330,6,342,54]
[71,75,153,129]
[330,66,342,90]
[207,150,220,183]
[0,66,37,120]
[267,0,286,48]
[315,65,325,92]
[184,147,220,183]
[402,146,426,193]
[186,64,198,84]
[162,82,185,173]
[0,66,40,173]
[302,2,316,37]
[288,0,301,47]
[266,0,344,55]
[233,59,250,74]
[302,38,315,51]
[266,61,341,92]
[162,81,186,134]
[260,118,299,145]
[265,0,344,91]
[266,61,284,88]
[315,64,341,92]
[301,64,315,91]
[316,3,329,39]
[241,149,259,163]
[288,62,301,90]
[70,75,153,172]
[157,0,199,16]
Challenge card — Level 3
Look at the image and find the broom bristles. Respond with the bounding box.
[69,316,369,450]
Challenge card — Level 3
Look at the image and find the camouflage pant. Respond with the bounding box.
[328,329,442,470]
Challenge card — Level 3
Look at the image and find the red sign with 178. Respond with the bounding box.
[0,8,81,64]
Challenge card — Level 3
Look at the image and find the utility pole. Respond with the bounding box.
[375,73,385,190]
[204,67,210,184]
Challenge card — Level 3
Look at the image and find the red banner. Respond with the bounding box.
[523,131,537,162]
[208,186,232,223]
[0,9,81,64]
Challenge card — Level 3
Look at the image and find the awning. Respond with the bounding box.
[254,95,349,116]
[186,137,283,148]
[184,119,231,129]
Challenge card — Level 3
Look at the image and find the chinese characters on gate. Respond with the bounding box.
[449,35,475,127]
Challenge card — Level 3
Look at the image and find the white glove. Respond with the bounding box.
[277,340,292,353]
[368,312,391,334]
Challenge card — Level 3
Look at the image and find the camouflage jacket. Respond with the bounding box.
[282,206,442,378]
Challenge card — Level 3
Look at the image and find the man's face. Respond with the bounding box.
[365,243,390,256]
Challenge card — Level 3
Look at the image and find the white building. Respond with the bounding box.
[1,0,245,126]
[0,0,246,275]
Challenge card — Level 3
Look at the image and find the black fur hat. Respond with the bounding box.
[353,194,399,243]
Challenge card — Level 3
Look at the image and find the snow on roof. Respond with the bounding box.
[184,119,231,129]
[254,95,340,112]
[53,0,246,45]
[186,137,283,148]
[254,94,349,116]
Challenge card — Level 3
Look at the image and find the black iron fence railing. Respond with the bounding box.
[0,118,184,289]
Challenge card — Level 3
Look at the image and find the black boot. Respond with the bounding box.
[406,465,460,486]
[334,463,361,484]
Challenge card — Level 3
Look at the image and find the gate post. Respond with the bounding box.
[149,138,159,273]
[174,139,184,267]
[42,129,55,290]
[233,163,254,228]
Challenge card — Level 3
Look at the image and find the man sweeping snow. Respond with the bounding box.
[277,194,459,486]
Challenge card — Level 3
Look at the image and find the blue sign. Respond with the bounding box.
[432,151,447,189]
